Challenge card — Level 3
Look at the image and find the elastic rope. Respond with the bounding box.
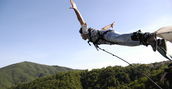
[97,46,163,89]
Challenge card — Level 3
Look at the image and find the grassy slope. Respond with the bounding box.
[0,61,72,89]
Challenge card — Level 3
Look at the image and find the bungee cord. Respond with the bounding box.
[93,45,163,89]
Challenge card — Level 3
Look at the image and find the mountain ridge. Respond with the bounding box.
[0,61,73,89]
[9,61,171,89]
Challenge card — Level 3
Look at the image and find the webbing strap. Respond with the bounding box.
[88,29,117,47]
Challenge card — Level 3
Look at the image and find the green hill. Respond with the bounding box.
[9,61,171,89]
[0,61,72,89]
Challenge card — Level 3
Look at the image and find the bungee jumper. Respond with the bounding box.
[70,0,172,60]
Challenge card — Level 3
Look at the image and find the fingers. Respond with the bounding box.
[69,2,76,10]
[70,0,73,5]
[70,0,78,9]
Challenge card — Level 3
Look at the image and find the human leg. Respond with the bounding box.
[103,31,141,46]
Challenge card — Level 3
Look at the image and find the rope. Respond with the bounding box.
[96,46,163,89]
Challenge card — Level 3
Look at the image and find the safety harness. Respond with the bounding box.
[87,28,118,50]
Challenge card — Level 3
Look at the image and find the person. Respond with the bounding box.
[161,63,172,89]
[69,0,165,52]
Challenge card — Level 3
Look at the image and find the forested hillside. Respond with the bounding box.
[0,61,72,89]
[10,61,171,89]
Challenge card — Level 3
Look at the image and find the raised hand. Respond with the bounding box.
[70,0,78,10]
[69,0,86,26]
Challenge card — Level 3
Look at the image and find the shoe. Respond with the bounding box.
[156,39,172,60]
[157,39,166,51]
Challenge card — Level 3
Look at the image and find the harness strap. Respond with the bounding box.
[88,28,93,42]
[87,28,99,50]
[89,29,117,44]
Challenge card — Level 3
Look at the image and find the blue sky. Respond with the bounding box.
[0,0,172,69]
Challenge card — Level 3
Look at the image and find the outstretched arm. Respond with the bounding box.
[101,22,115,30]
[70,0,86,26]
